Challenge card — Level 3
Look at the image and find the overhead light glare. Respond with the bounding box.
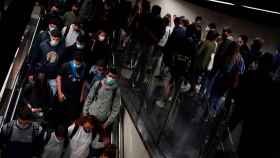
[208,0,235,6]
[242,5,280,15]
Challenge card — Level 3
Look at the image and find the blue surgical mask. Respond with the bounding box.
[95,72,104,80]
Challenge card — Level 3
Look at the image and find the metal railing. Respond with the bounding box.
[0,3,41,132]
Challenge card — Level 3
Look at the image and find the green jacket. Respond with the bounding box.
[194,40,217,71]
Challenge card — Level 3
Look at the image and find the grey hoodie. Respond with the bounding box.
[83,80,121,127]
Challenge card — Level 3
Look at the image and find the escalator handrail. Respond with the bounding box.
[0,5,41,132]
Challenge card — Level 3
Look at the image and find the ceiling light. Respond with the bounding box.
[241,5,280,15]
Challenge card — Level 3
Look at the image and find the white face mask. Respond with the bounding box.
[76,42,85,49]
[50,40,59,47]
[98,36,106,42]
[49,25,56,32]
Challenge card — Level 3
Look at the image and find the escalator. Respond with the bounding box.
[0,2,239,158]
[0,0,36,88]
[0,3,151,158]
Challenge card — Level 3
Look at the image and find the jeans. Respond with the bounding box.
[48,79,57,96]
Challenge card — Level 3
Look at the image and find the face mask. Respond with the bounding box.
[83,127,92,133]
[50,40,59,47]
[49,25,56,32]
[98,36,106,42]
[95,72,104,80]
[76,42,85,49]
[106,76,116,86]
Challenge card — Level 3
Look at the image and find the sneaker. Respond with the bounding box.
[156,100,165,108]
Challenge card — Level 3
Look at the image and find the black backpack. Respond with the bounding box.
[63,24,71,39]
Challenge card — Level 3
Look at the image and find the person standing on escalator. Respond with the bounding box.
[56,54,86,126]
[0,106,43,158]
[83,68,121,130]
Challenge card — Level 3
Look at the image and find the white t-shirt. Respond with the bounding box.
[62,24,80,47]
[68,124,92,158]
[158,26,172,47]
[42,133,66,158]
[67,124,105,158]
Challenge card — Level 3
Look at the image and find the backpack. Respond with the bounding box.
[5,121,41,143]
[63,24,71,39]
[92,81,118,103]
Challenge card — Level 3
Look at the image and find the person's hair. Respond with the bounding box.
[72,2,80,8]
[206,30,219,41]
[195,16,202,22]
[48,2,60,11]
[74,53,83,62]
[164,13,171,19]
[55,125,68,138]
[50,29,61,38]
[151,5,161,15]
[208,23,216,29]
[81,115,97,126]
[48,18,59,26]
[73,18,81,27]
[142,0,151,15]
[101,144,118,158]
[227,41,240,56]
[75,115,103,135]
[55,125,69,148]
[174,17,182,26]
[223,26,232,34]
[182,19,190,27]
[162,16,171,27]
[224,41,240,65]
[239,34,248,44]
[108,67,118,76]
[95,30,107,40]
[18,106,33,121]
[96,59,106,67]
[251,37,264,51]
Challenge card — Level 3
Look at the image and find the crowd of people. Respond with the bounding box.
[0,0,123,158]
[0,0,280,157]
[116,0,280,157]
